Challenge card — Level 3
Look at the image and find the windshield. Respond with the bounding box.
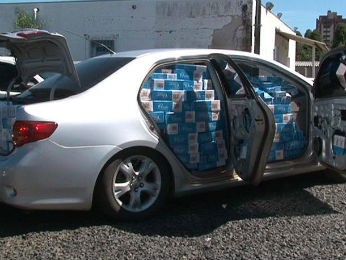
[10,56,134,104]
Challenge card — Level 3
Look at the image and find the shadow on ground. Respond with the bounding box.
[0,170,344,238]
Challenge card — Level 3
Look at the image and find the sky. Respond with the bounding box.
[272,0,346,33]
[0,0,345,34]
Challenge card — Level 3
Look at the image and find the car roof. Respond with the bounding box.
[112,48,247,59]
[109,48,312,85]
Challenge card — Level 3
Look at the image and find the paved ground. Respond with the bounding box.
[0,170,345,259]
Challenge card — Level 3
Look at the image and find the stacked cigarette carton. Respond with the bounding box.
[140,64,228,171]
[0,102,16,154]
[251,76,308,161]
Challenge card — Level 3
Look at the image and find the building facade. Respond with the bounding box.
[316,10,346,47]
[0,0,297,69]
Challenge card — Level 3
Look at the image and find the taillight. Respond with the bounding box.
[13,121,58,147]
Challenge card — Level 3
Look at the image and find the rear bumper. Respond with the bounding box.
[0,140,119,210]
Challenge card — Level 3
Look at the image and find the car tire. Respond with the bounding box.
[95,148,171,221]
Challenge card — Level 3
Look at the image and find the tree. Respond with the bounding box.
[15,8,43,29]
[296,29,323,61]
[332,23,346,48]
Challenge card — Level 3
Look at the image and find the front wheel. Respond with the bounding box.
[96,149,170,220]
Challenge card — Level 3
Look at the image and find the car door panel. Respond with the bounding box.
[209,54,275,184]
[313,47,346,173]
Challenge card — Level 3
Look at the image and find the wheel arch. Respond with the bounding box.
[92,145,175,208]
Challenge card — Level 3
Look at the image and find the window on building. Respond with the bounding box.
[90,40,115,57]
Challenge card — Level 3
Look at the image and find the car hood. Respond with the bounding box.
[313,46,346,98]
[0,29,79,85]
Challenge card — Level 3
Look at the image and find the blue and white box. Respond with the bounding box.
[186,90,215,100]
[268,104,292,114]
[151,73,177,80]
[333,134,346,155]
[274,113,294,123]
[151,90,186,103]
[149,111,165,124]
[165,112,184,124]
[153,101,174,112]
[194,100,221,112]
[185,111,195,123]
[168,133,198,145]
[195,111,221,122]
[166,123,179,135]
[140,88,151,101]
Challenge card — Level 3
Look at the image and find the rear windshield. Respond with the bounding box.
[11,56,134,104]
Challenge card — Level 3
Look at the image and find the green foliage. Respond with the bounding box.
[296,29,322,61]
[15,8,43,29]
[332,23,346,48]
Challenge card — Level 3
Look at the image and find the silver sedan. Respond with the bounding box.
[0,30,345,220]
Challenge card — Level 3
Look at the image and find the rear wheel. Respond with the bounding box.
[96,149,170,220]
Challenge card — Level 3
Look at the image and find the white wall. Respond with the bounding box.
[0,0,254,61]
[259,6,296,69]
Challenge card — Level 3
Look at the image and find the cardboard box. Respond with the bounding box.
[268,104,292,114]
[166,123,179,135]
[185,90,215,101]
[174,69,191,80]
[153,101,174,112]
[274,113,294,123]
[206,121,224,132]
[196,121,206,132]
[149,111,165,124]
[141,101,153,112]
[168,133,198,145]
[198,130,224,143]
[273,92,292,104]
[185,111,195,123]
[151,90,185,102]
[151,73,177,80]
[165,112,184,124]
[195,111,221,122]
[274,122,295,142]
[140,88,151,101]
[333,134,346,155]
[194,100,221,112]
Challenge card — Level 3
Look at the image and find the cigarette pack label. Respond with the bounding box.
[141,101,153,112]
[166,123,179,135]
[140,88,151,101]
[195,90,215,100]
[149,111,165,123]
[151,73,177,80]
[274,113,294,123]
[151,90,185,102]
[185,111,195,123]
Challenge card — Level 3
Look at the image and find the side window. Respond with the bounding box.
[234,58,309,162]
[139,61,229,171]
